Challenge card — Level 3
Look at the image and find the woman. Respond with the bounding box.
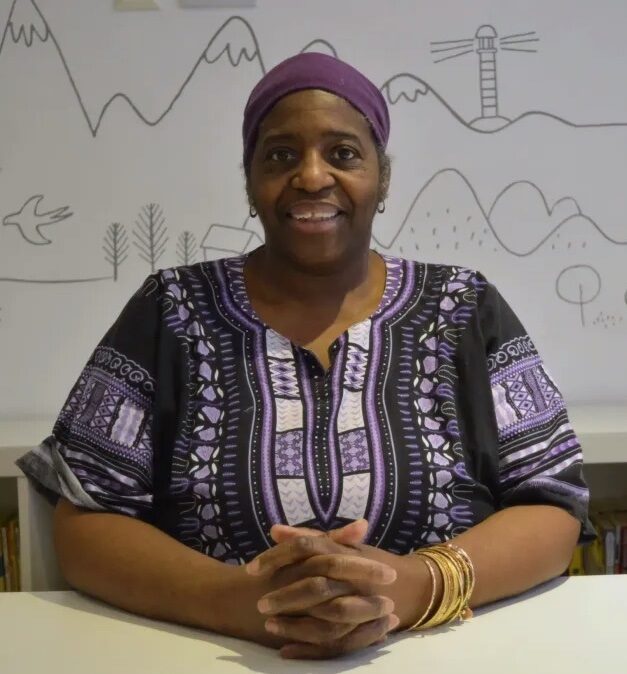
[18,52,593,660]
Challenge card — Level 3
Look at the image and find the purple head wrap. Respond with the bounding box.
[242,52,390,169]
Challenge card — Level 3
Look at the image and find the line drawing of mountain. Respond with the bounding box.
[3,1,626,139]
[372,168,627,256]
[381,73,627,133]
[0,0,265,137]
[300,39,338,57]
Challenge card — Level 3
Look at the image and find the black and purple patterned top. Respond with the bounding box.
[18,254,593,564]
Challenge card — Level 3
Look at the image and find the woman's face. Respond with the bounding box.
[248,89,381,271]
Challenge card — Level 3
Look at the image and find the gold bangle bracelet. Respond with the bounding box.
[407,555,437,631]
[410,542,475,630]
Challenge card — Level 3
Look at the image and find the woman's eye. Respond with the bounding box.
[267,148,295,162]
[333,146,358,161]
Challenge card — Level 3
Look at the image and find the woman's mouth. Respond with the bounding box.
[285,203,344,233]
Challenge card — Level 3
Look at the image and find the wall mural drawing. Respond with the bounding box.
[3,194,72,245]
[103,222,129,282]
[132,203,169,273]
[555,265,602,327]
[0,0,626,411]
[0,1,266,136]
[430,26,539,131]
[176,231,198,266]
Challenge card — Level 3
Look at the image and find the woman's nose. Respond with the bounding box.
[291,151,335,193]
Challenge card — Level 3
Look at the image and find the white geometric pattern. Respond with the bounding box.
[348,321,371,351]
[337,473,370,520]
[491,383,519,429]
[110,401,145,447]
[337,389,365,433]
[277,478,315,525]
[265,330,293,359]
[275,398,304,432]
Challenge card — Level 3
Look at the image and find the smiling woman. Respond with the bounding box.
[17,52,593,660]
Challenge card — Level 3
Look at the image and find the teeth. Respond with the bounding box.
[288,204,340,220]
[292,212,337,221]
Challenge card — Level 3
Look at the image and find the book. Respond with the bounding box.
[0,529,5,592]
[567,545,585,576]
[7,517,20,592]
[607,510,627,574]
[582,526,605,575]
[0,526,11,591]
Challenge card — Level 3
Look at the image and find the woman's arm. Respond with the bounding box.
[449,504,580,607]
[53,498,273,644]
[53,498,396,651]
[263,503,581,640]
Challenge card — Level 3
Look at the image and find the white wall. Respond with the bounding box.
[1,0,626,419]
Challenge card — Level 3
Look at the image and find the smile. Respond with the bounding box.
[285,203,345,233]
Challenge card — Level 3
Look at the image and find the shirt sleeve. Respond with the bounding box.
[459,273,596,543]
[16,275,164,520]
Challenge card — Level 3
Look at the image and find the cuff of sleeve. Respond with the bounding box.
[16,436,104,512]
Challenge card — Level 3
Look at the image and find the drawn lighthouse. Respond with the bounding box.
[470,25,511,131]
[431,24,539,131]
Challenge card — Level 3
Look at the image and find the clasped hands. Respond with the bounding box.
[244,519,406,659]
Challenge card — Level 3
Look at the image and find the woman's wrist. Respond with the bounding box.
[392,552,443,630]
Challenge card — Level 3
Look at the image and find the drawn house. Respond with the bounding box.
[200,222,263,260]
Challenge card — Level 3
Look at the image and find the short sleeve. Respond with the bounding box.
[461,275,596,543]
[16,275,164,520]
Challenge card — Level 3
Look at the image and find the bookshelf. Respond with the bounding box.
[1,406,626,591]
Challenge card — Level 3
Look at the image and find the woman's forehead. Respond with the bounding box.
[258,89,372,140]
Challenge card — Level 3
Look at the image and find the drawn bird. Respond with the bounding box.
[3,195,73,245]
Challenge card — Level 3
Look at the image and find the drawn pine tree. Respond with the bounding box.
[103,222,129,281]
[133,203,168,272]
[176,231,198,266]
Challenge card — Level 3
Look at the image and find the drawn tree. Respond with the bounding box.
[103,222,129,281]
[133,203,168,272]
[176,231,198,266]
[556,265,601,327]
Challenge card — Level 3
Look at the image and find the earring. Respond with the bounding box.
[377,200,386,214]
[249,205,257,218]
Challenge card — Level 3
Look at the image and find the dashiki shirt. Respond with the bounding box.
[18,255,594,565]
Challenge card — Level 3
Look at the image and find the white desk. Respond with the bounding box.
[1,577,626,673]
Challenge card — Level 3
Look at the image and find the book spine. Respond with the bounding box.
[7,519,20,592]
[1,527,11,591]
[605,531,616,575]
[0,528,5,592]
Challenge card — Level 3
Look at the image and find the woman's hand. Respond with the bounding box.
[247,530,400,658]
[254,521,434,658]
[247,524,398,658]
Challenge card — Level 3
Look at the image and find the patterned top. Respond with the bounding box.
[18,255,594,565]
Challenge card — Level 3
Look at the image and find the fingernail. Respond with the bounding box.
[265,619,280,635]
[381,567,397,583]
[257,598,272,613]
[389,614,400,631]
[246,559,260,575]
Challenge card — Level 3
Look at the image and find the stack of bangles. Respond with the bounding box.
[407,542,476,631]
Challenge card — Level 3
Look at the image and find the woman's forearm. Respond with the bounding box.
[452,504,581,607]
[340,505,581,629]
[53,498,269,642]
